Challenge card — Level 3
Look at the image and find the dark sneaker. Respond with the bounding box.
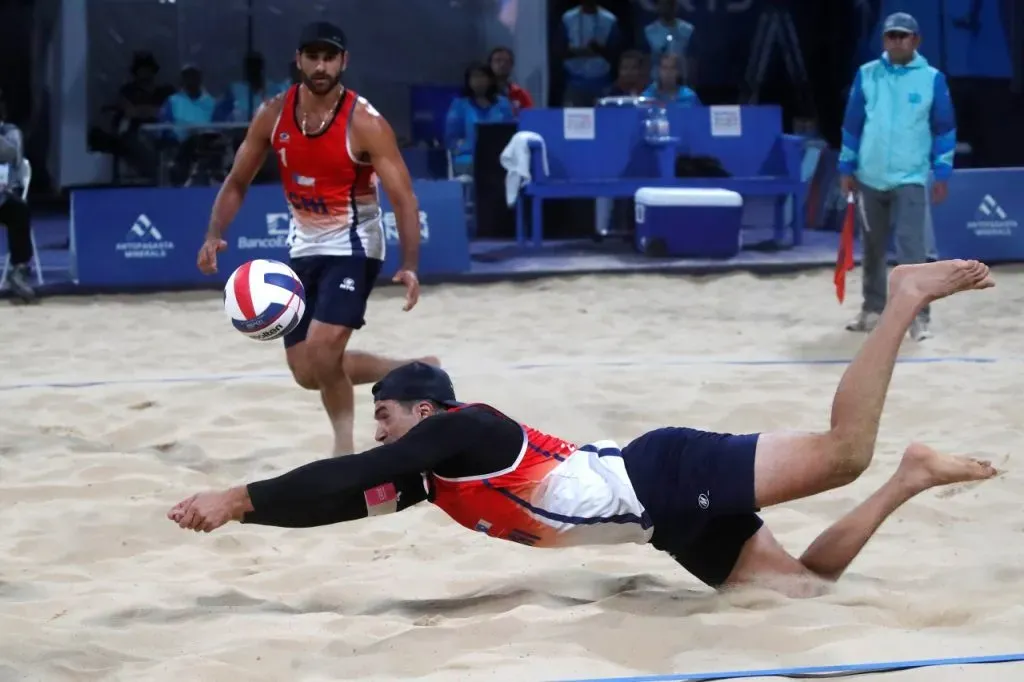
[8,264,37,303]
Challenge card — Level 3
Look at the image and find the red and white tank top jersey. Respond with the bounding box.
[271,85,384,260]
[429,404,654,548]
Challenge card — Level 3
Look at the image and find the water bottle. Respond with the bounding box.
[656,106,670,139]
[643,105,657,143]
[642,104,664,143]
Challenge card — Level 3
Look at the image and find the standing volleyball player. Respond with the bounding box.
[197,21,438,456]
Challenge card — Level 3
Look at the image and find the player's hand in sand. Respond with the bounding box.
[167,488,249,532]
[197,236,228,275]
[392,269,420,311]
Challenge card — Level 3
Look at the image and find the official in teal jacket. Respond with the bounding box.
[837,12,956,341]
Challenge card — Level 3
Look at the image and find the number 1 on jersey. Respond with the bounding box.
[277,147,287,167]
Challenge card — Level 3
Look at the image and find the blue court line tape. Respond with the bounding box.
[557,651,1024,682]
[0,356,1003,392]
[509,356,1000,370]
[0,371,293,392]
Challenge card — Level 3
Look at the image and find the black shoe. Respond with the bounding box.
[8,264,38,303]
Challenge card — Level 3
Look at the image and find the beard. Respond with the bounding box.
[301,71,340,95]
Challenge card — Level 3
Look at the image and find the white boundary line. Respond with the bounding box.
[0,355,1003,392]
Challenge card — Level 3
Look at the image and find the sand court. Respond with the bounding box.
[1,268,1023,681]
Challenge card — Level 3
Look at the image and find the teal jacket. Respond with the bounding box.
[838,52,956,191]
[444,95,515,167]
[640,83,700,106]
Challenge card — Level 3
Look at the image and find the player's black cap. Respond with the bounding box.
[298,21,347,52]
[372,362,461,407]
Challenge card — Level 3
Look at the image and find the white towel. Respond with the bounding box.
[499,131,549,207]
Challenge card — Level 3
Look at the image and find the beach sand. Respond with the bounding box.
[1,267,1023,681]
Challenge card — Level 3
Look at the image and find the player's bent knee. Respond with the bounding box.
[302,323,354,387]
[286,351,319,390]
[290,366,319,390]
[304,340,347,386]
[825,431,871,485]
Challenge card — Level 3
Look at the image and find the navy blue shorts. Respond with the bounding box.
[283,255,383,348]
[621,427,763,587]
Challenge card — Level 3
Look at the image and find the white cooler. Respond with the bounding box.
[633,187,744,259]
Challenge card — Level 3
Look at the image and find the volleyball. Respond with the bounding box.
[223,259,306,341]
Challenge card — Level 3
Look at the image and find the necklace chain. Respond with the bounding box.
[300,86,344,136]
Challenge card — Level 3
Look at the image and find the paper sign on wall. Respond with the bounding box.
[563,108,596,140]
[710,105,742,137]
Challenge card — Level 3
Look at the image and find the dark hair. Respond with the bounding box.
[462,62,499,102]
[488,46,515,65]
[396,399,446,414]
[131,51,159,76]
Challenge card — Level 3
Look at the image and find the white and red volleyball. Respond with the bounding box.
[223,259,306,341]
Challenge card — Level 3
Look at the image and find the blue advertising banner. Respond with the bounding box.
[70,180,470,289]
[933,168,1024,262]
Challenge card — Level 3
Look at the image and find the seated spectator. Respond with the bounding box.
[642,53,701,105]
[159,66,223,186]
[558,0,621,106]
[642,0,695,83]
[216,52,275,123]
[604,50,647,97]
[88,50,174,181]
[160,65,217,139]
[488,46,533,114]
[444,63,515,177]
[0,89,36,302]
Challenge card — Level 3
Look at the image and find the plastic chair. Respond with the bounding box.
[0,157,42,289]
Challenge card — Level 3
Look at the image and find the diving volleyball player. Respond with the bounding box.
[170,260,998,594]
[196,22,437,456]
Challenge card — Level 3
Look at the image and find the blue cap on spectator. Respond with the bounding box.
[882,12,919,35]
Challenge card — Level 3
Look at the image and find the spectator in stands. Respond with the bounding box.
[605,50,647,97]
[0,88,36,302]
[89,51,174,181]
[642,52,700,105]
[488,47,534,114]
[838,12,955,341]
[161,65,217,139]
[217,52,275,123]
[641,0,695,84]
[558,0,621,106]
[160,65,222,186]
[444,63,515,177]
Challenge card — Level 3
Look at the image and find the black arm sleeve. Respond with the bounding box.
[239,410,478,528]
[242,473,427,528]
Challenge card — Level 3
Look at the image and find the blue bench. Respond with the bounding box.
[514,105,807,249]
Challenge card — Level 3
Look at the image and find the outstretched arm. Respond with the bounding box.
[168,412,470,532]
[239,472,428,528]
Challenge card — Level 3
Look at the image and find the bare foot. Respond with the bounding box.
[888,259,995,305]
[895,442,997,492]
[419,355,442,368]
